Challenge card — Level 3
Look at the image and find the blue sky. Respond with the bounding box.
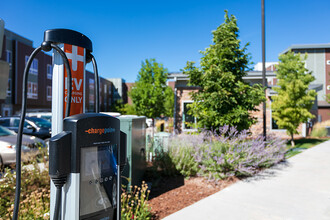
[1,0,330,82]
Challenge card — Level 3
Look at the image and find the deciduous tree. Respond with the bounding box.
[130,58,174,118]
[272,51,316,146]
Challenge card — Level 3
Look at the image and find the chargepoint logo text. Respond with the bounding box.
[85,127,115,135]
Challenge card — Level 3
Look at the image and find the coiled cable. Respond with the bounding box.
[12,42,72,220]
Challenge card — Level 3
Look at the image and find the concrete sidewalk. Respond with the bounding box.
[163,140,330,220]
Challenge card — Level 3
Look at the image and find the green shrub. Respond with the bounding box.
[310,127,327,137]
[0,162,50,219]
[167,127,286,182]
[197,142,240,180]
[310,120,330,137]
[121,182,151,220]
[168,144,199,177]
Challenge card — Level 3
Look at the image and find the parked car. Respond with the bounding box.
[0,117,51,139]
[25,112,52,122]
[0,126,45,166]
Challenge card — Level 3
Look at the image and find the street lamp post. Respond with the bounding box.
[262,0,267,139]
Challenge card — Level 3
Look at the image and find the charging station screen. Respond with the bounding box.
[83,149,111,176]
[80,145,116,218]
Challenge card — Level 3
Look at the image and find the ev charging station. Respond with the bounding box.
[12,29,126,220]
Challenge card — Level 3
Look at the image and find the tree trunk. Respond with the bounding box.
[291,133,295,147]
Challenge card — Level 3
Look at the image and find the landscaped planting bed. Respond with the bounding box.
[3,126,319,219]
[146,126,288,218]
[163,126,287,181]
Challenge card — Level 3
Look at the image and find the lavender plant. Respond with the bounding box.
[168,126,286,182]
[167,133,202,177]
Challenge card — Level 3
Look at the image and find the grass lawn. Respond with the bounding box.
[285,138,329,158]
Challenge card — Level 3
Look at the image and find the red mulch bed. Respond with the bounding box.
[148,176,239,219]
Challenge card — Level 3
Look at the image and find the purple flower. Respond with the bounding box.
[168,125,286,181]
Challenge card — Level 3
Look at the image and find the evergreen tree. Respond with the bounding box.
[272,51,316,146]
[183,10,265,132]
[130,58,174,118]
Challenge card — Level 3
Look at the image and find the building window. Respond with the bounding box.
[6,50,12,67]
[104,84,107,108]
[271,115,279,130]
[25,56,38,75]
[99,83,103,106]
[7,78,11,97]
[182,101,197,130]
[47,64,52,79]
[27,82,38,99]
[47,86,52,101]
[89,78,95,112]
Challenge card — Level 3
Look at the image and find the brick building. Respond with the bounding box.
[281,44,330,122]
[124,82,134,105]
[167,72,199,132]
[168,67,321,138]
[247,70,321,138]
[85,70,113,113]
[0,27,114,116]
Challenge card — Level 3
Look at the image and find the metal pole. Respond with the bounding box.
[173,86,177,135]
[262,0,267,139]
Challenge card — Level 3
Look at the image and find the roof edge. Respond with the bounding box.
[280,43,330,55]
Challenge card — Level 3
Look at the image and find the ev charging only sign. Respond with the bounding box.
[63,44,85,115]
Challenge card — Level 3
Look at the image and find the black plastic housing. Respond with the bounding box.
[63,113,120,174]
[63,113,120,220]
[119,131,127,171]
[44,29,93,53]
[49,131,72,179]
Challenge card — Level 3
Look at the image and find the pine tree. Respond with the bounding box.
[183,10,265,132]
[272,51,317,146]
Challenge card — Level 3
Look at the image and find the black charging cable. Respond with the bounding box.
[12,46,41,220]
[49,130,72,220]
[12,42,72,220]
[90,54,100,113]
[53,177,65,220]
